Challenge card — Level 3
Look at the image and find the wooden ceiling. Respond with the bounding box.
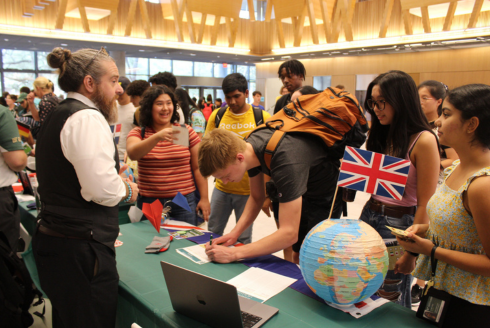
[5,0,490,55]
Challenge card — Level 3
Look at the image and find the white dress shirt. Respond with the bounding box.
[60,92,126,207]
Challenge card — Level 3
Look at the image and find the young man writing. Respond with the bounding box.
[205,73,271,244]
[200,126,342,264]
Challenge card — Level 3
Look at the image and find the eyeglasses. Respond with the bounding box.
[420,96,434,102]
[367,99,386,111]
[84,46,108,72]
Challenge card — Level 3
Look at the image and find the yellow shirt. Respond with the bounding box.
[205,105,271,195]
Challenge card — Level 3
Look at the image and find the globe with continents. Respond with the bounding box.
[299,219,388,305]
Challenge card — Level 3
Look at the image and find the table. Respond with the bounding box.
[115,221,432,328]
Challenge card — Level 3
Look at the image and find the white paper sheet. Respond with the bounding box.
[227,267,297,303]
[128,205,143,223]
[176,244,210,265]
[172,125,189,147]
[16,194,36,202]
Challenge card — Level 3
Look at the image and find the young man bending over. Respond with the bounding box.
[200,128,342,264]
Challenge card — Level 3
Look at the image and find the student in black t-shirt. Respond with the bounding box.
[199,128,342,264]
[273,59,306,114]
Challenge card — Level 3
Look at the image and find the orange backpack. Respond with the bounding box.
[247,87,368,169]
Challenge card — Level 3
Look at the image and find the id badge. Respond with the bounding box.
[416,286,452,327]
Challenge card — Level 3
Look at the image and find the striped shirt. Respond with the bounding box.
[127,124,200,198]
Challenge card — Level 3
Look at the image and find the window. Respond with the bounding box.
[2,50,35,70]
[214,63,233,78]
[37,52,52,71]
[173,60,193,76]
[194,62,213,77]
[249,66,256,80]
[149,58,171,76]
[126,57,149,81]
[237,65,249,79]
[313,76,331,91]
[4,72,36,94]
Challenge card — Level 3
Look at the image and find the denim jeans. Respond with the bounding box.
[137,191,198,226]
[359,202,414,308]
[207,188,252,244]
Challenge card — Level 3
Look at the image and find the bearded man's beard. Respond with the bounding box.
[93,87,118,124]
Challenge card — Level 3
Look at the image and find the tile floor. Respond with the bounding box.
[30,177,416,328]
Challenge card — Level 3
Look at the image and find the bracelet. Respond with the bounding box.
[406,250,419,257]
[123,181,132,203]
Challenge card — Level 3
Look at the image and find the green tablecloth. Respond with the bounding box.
[115,221,432,328]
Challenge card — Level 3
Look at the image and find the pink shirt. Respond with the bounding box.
[372,132,426,207]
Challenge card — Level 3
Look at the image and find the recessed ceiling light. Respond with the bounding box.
[167,52,169,54]
[28,40,31,43]
[217,55,220,58]
[61,43,68,46]
[4,39,8,41]
[139,49,145,52]
[190,53,196,56]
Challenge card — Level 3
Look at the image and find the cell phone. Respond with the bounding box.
[386,225,412,240]
[197,209,203,218]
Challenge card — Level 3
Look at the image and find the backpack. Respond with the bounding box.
[188,107,206,130]
[0,232,44,328]
[202,103,213,121]
[247,87,368,170]
[214,106,264,129]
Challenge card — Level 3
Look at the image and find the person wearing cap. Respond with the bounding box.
[113,76,136,161]
[16,92,29,116]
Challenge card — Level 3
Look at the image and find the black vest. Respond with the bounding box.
[36,98,120,251]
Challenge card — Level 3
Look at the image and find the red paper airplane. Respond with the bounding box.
[142,200,163,233]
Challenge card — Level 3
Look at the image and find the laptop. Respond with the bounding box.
[160,261,279,328]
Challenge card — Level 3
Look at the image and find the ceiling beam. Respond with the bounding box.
[379,0,395,38]
[54,0,68,30]
[170,0,184,42]
[124,0,138,37]
[210,15,221,45]
[306,0,319,44]
[402,9,413,35]
[106,7,118,35]
[265,0,272,22]
[320,0,333,43]
[276,18,285,48]
[293,6,307,47]
[138,0,152,38]
[421,6,431,33]
[342,0,357,41]
[197,13,207,44]
[183,0,196,43]
[225,17,238,47]
[468,0,484,28]
[443,1,457,31]
[247,0,255,22]
[75,0,90,33]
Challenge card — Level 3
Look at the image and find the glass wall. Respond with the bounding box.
[0,49,65,97]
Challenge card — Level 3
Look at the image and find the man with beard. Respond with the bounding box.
[32,47,139,328]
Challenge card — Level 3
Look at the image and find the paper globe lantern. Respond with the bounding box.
[299,219,388,305]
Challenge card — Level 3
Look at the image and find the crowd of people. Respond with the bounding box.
[0,46,488,328]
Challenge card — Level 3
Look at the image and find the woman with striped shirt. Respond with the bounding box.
[127,85,210,225]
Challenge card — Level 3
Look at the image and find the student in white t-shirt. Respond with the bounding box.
[115,76,136,160]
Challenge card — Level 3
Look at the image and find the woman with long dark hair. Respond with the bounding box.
[399,84,490,326]
[360,70,440,308]
[126,85,210,224]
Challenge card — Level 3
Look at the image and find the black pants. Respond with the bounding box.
[32,229,119,328]
[0,186,20,252]
[442,294,490,328]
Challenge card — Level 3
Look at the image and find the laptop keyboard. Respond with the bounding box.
[241,311,262,328]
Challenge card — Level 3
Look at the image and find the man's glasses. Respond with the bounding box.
[84,46,108,72]
[367,99,386,111]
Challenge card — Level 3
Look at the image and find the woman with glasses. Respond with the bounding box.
[360,70,440,308]
[398,84,490,326]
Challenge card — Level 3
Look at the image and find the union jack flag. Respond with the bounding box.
[110,123,122,145]
[337,146,411,200]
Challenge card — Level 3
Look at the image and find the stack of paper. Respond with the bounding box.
[176,244,210,265]
[227,268,297,303]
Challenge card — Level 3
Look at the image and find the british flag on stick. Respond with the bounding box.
[337,146,411,200]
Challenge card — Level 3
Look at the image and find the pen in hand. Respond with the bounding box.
[210,235,213,246]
